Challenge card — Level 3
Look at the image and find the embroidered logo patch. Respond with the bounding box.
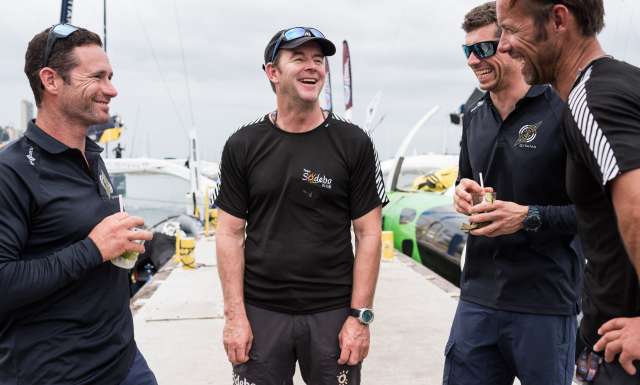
[99,170,114,197]
[514,121,542,149]
[26,147,36,166]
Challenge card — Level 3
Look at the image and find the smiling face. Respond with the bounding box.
[268,41,326,106]
[496,0,558,85]
[464,23,519,92]
[57,45,117,126]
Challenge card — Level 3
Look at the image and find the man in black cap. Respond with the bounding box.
[214,27,388,385]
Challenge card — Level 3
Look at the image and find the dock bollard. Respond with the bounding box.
[381,231,395,261]
[174,232,197,269]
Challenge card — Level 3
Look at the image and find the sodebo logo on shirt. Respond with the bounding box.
[232,373,255,385]
[302,168,333,190]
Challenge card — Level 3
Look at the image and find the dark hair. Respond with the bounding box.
[508,0,604,39]
[462,2,502,38]
[24,26,102,106]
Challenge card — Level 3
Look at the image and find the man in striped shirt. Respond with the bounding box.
[498,0,640,382]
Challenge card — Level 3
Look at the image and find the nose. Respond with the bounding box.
[104,78,118,98]
[498,34,510,54]
[467,52,481,66]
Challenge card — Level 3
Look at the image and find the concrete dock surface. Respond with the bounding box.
[131,236,530,385]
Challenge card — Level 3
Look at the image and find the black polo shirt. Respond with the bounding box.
[0,121,135,385]
[458,85,582,315]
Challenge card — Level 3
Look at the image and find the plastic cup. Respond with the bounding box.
[110,194,143,270]
[111,228,144,269]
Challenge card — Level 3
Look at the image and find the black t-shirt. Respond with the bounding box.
[0,122,135,385]
[215,113,388,314]
[563,57,640,346]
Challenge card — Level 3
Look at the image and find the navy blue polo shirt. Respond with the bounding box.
[0,121,136,385]
[457,85,581,315]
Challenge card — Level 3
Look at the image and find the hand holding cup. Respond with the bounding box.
[88,212,153,264]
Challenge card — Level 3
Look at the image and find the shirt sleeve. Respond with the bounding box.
[214,135,249,219]
[0,163,102,315]
[349,132,389,220]
[569,71,640,187]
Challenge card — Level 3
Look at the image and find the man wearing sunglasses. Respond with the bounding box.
[215,27,387,385]
[497,0,640,382]
[0,25,156,385]
[444,2,580,384]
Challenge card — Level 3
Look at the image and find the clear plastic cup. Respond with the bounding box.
[111,228,144,269]
[111,195,143,270]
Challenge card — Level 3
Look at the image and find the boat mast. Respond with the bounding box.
[59,0,73,23]
[103,0,107,52]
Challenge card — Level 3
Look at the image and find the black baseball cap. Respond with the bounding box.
[263,27,336,65]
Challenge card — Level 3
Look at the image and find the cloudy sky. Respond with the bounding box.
[2,0,639,161]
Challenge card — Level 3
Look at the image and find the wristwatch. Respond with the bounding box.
[522,206,542,232]
[350,308,375,325]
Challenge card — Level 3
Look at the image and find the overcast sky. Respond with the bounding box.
[2,0,639,161]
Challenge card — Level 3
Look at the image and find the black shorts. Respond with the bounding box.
[590,361,640,384]
[232,304,361,385]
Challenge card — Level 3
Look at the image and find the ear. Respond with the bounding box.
[551,4,571,33]
[39,67,62,96]
[264,63,280,85]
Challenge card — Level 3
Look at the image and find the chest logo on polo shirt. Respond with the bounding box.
[99,170,114,197]
[513,121,542,149]
[26,147,36,166]
[302,168,333,190]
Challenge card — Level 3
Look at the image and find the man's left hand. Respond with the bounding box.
[469,200,528,237]
[594,317,640,375]
[337,316,370,366]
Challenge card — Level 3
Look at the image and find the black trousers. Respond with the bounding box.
[232,304,361,385]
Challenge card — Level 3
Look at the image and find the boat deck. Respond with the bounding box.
[130,236,524,384]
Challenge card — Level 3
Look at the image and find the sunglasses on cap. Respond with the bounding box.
[42,23,79,68]
[269,27,326,64]
[462,40,499,60]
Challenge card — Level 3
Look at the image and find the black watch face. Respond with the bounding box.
[361,309,374,324]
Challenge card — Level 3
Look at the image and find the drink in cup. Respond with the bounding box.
[461,191,496,232]
[111,195,144,270]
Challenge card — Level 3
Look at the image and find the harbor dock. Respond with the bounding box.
[131,235,462,384]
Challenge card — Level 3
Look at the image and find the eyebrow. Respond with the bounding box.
[89,70,114,78]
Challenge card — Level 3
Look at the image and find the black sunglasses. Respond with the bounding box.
[269,27,325,64]
[462,40,499,60]
[42,23,79,68]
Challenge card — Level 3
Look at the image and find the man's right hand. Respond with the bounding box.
[454,178,487,215]
[88,212,153,262]
[223,315,253,364]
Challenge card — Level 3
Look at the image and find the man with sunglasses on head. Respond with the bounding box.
[0,25,156,385]
[444,2,580,384]
[497,0,640,382]
[214,27,387,385]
